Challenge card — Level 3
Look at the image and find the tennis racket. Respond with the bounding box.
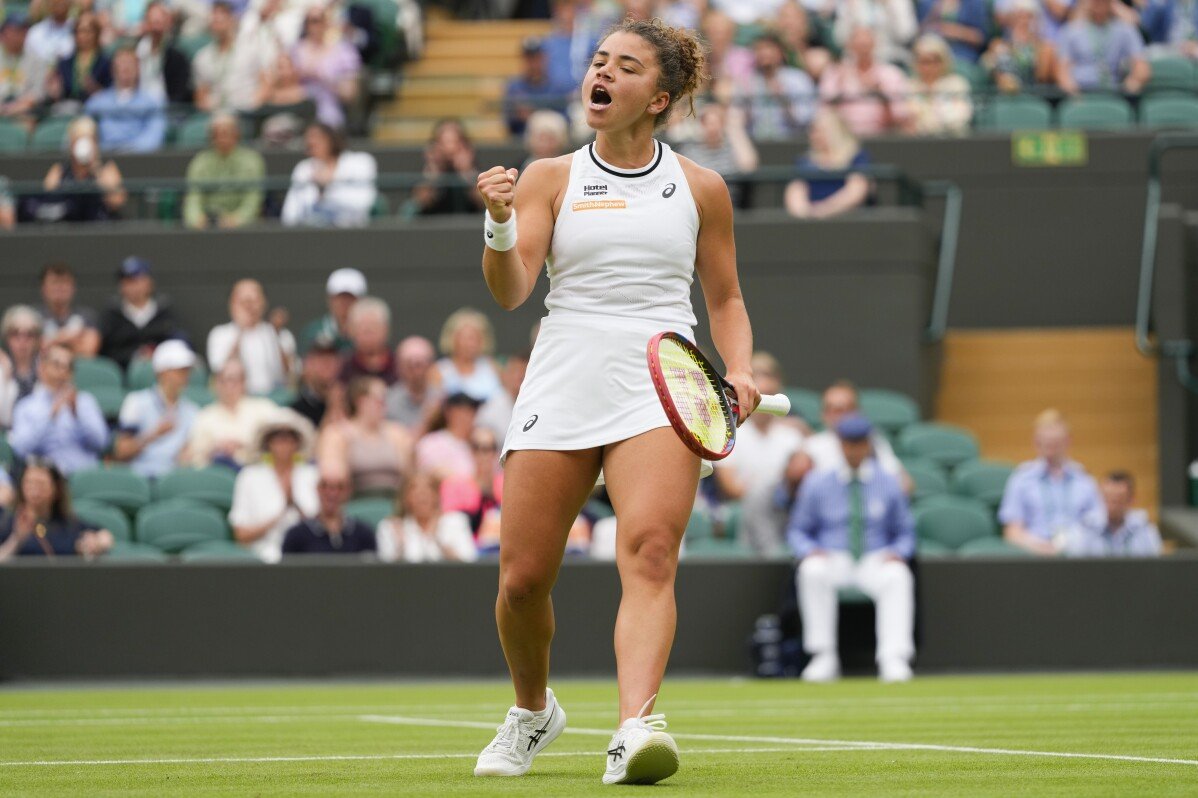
[647,331,791,461]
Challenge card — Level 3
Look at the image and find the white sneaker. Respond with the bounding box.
[801,652,841,683]
[474,688,567,777]
[879,657,913,683]
[602,696,679,785]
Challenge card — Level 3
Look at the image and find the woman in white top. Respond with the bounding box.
[435,307,502,402]
[904,34,973,136]
[228,409,319,563]
[185,358,277,468]
[281,122,377,228]
[375,471,478,563]
[206,279,296,396]
[472,18,760,785]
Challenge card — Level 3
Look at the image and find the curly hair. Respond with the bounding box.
[602,18,708,127]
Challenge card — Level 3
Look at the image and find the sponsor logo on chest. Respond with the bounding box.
[583,183,608,197]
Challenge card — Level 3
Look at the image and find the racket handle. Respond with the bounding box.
[756,393,791,417]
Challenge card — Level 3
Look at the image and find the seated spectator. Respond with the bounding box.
[542,0,609,95]
[0,17,46,119]
[788,414,915,683]
[833,0,918,66]
[441,426,503,537]
[25,0,75,67]
[136,1,193,105]
[193,1,271,113]
[291,336,344,428]
[298,267,365,355]
[411,118,486,216]
[819,26,909,137]
[256,52,312,146]
[521,109,570,172]
[993,0,1074,45]
[0,459,113,560]
[919,0,990,64]
[477,352,528,446]
[795,379,907,484]
[230,408,319,562]
[112,340,200,479]
[734,31,816,141]
[39,116,127,223]
[281,123,378,228]
[376,471,477,563]
[785,108,872,220]
[905,34,973,135]
[436,308,500,403]
[999,409,1103,555]
[701,10,755,88]
[290,6,360,129]
[0,348,18,429]
[0,468,12,508]
[385,335,443,434]
[340,297,395,386]
[39,263,101,358]
[84,48,167,153]
[775,0,832,79]
[0,176,13,228]
[1143,0,1198,59]
[1056,0,1150,95]
[282,462,375,556]
[677,102,759,209]
[505,36,569,137]
[98,257,183,370]
[318,376,412,497]
[714,352,805,556]
[185,359,278,468]
[983,0,1059,94]
[183,114,266,230]
[9,343,108,474]
[1062,471,1163,557]
[46,12,110,109]
[207,279,295,395]
[415,392,480,481]
[2,305,43,401]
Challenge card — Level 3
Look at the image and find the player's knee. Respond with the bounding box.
[500,568,553,608]
[623,529,680,585]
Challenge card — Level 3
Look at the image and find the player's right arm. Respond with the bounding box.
[476,157,566,311]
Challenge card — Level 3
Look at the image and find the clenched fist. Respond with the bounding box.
[477,166,519,222]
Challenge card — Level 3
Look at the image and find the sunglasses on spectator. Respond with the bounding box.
[45,357,73,370]
[7,329,38,338]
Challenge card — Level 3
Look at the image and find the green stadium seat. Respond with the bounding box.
[897,423,980,470]
[1145,56,1195,95]
[0,431,14,468]
[104,541,170,561]
[954,60,991,93]
[859,389,920,436]
[956,536,1036,558]
[184,385,214,407]
[684,537,755,559]
[136,502,229,553]
[684,507,715,541]
[978,94,1052,131]
[73,499,132,541]
[723,501,742,542]
[837,586,871,604]
[189,362,210,387]
[28,116,72,152]
[1057,95,1134,130]
[73,356,124,391]
[916,538,954,558]
[172,113,211,149]
[902,457,949,502]
[344,497,393,529]
[1140,95,1198,127]
[913,495,997,550]
[127,354,207,390]
[68,467,152,515]
[0,120,27,152]
[952,460,1016,509]
[176,34,212,60]
[154,466,237,512]
[87,385,126,422]
[268,387,297,406]
[783,387,822,428]
[179,540,260,562]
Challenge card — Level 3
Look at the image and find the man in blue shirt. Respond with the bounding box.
[9,342,108,475]
[1056,0,1151,94]
[788,414,916,683]
[503,37,569,136]
[999,409,1102,555]
[112,339,199,479]
[1063,471,1163,557]
[84,48,166,153]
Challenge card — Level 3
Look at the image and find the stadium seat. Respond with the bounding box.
[954,60,991,94]
[977,94,1052,131]
[783,387,822,428]
[73,356,124,391]
[0,120,27,153]
[1057,95,1134,130]
[127,358,208,391]
[172,113,212,149]
[838,586,871,604]
[154,466,237,512]
[897,423,980,470]
[68,467,152,515]
[916,538,954,558]
[684,537,754,559]
[0,431,14,468]
[268,387,297,406]
[956,536,1035,558]
[913,495,997,550]
[179,540,260,562]
[104,541,170,561]
[184,385,214,407]
[1140,96,1198,127]
[902,457,949,502]
[88,385,126,422]
[28,116,72,152]
[74,499,133,541]
[859,389,920,436]
[1145,56,1195,95]
[136,503,229,553]
[344,497,393,529]
[175,34,212,60]
[952,460,1016,509]
[684,508,715,541]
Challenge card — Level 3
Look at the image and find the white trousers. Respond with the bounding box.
[796,551,915,662]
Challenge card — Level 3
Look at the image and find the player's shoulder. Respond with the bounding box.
[675,154,728,198]
[520,154,573,183]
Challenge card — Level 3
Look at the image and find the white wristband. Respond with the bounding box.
[484,209,517,251]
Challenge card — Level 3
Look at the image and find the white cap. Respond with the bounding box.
[152,339,196,373]
[326,268,367,297]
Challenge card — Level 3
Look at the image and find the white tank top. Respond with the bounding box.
[544,139,699,328]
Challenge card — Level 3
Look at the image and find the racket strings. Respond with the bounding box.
[657,340,733,454]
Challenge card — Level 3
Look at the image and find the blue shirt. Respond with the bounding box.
[998,459,1102,541]
[1063,508,1163,557]
[1057,18,1145,90]
[787,461,916,560]
[1141,1,1198,47]
[84,87,166,153]
[503,75,569,135]
[117,388,199,479]
[797,150,871,203]
[9,385,109,475]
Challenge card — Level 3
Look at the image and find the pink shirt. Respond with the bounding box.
[818,61,909,137]
[415,431,474,480]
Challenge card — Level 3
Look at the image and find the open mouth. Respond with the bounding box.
[589,85,612,110]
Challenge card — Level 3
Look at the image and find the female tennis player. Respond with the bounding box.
[473,18,760,785]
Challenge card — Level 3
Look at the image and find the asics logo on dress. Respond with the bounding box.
[662,182,676,198]
[523,415,539,432]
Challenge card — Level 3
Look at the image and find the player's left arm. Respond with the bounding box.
[684,157,760,423]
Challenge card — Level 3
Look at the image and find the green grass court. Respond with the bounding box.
[2,674,1197,796]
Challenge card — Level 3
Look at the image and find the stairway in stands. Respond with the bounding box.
[373,15,553,145]
[937,328,1160,513]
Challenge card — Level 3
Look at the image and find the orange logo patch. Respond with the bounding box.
[572,200,627,211]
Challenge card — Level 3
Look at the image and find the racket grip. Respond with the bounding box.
[756,393,791,417]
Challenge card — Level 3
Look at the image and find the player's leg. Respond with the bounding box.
[797,551,854,682]
[854,551,916,682]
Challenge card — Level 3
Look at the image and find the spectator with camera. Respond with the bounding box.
[207,279,295,396]
[39,116,127,223]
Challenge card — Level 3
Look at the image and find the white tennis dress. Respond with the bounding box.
[503,139,707,467]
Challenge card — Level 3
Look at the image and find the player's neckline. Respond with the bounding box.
[589,140,662,178]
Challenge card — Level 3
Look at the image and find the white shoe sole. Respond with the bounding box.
[603,732,679,785]
[473,702,568,777]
